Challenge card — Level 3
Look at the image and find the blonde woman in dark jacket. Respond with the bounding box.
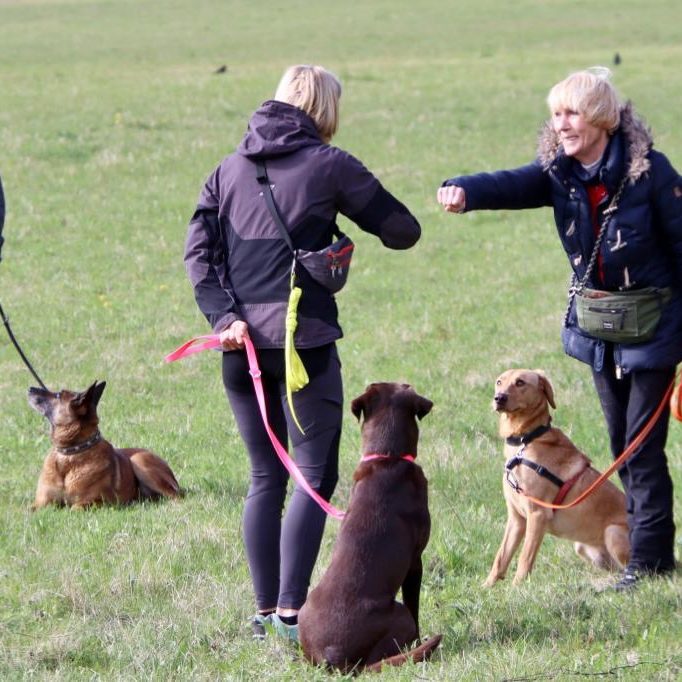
[438,68,681,590]
[185,65,420,638]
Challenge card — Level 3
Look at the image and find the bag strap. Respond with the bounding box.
[563,175,629,327]
[255,160,296,254]
[576,175,629,293]
[256,159,345,246]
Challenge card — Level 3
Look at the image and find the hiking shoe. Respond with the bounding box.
[267,613,299,643]
[611,564,676,592]
[612,570,641,592]
[250,613,272,640]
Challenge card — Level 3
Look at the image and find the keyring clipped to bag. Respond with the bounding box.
[564,175,671,344]
[255,160,354,294]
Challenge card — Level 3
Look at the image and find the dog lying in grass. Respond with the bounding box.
[485,369,629,586]
[29,381,180,509]
[298,382,442,673]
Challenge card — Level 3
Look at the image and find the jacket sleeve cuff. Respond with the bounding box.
[212,312,240,335]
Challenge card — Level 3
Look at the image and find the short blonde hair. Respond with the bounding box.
[274,65,342,143]
[547,67,621,133]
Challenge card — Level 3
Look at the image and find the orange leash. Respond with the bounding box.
[520,373,677,511]
[670,373,682,422]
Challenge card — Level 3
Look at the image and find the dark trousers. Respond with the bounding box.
[222,343,342,610]
[591,354,676,572]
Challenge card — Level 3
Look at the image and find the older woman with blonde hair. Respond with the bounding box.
[438,67,682,590]
[185,65,420,639]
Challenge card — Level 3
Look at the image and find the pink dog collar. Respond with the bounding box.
[362,454,415,463]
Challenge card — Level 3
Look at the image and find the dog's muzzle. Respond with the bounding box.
[493,392,508,411]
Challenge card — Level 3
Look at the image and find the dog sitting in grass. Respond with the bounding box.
[485,369,629,586]
[29,381,180,509]
[298,382,442,673]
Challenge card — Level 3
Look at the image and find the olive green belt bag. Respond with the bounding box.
[575,286,672,343]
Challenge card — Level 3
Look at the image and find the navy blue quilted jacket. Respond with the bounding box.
[443,104,682,373]
[185,101,420,348]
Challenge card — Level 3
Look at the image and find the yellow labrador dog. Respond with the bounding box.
[485,369,629,586]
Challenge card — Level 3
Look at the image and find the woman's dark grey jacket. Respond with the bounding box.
[444,103,682,374]
[185,100,420,348]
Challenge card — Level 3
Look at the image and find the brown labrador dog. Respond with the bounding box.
[485,369,630,586]
[29,381,180,509]
[298,382,442,673]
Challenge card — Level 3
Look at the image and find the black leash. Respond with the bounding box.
[0,300,48,389]
[0,178,48,389]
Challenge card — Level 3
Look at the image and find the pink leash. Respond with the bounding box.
[165,334,346,520]
[242,337,346,520]
[164,334,223,361]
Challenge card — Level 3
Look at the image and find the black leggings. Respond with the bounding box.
[222,343,342,610]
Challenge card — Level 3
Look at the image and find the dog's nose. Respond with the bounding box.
[494,393,508,406]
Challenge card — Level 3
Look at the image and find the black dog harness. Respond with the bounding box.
[504,423,587,505]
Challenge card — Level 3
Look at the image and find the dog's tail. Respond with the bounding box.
[363,634,443,673]
[124,449,181,499]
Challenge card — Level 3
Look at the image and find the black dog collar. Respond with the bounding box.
[55,430,103,455]
[505,422,551,447]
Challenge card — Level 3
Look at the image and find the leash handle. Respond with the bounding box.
[521,374,676,510]
[164,333,346,519]
[164,334,222,362]
[244,337,345,520]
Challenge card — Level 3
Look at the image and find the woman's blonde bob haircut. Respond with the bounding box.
[274,65,342,143]
[547,67,621,133]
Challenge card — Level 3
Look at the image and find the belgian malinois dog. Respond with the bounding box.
[29,381,180,509]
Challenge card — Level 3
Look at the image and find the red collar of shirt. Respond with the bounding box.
[586,183,609,284]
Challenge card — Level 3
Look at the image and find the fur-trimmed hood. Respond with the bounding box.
[537,102,653,182]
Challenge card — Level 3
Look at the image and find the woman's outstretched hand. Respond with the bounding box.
[437,185,466,213]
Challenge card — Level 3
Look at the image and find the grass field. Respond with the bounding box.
[1,0,681,679]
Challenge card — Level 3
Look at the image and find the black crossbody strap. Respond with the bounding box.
[255,160,295,254]
[576,175,628,293]
[563,174,629,327]
[256,160,346,244]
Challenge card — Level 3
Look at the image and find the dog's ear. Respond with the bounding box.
[73,381,107,413]
[351,393,368,422]
[91,381,107,408]
[351,384,378,422]
[413,394,433,421]
[534,370,556,409]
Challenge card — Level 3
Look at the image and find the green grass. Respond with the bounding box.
[1,0,681,679]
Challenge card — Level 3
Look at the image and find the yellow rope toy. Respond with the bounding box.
[284,269,309,434]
